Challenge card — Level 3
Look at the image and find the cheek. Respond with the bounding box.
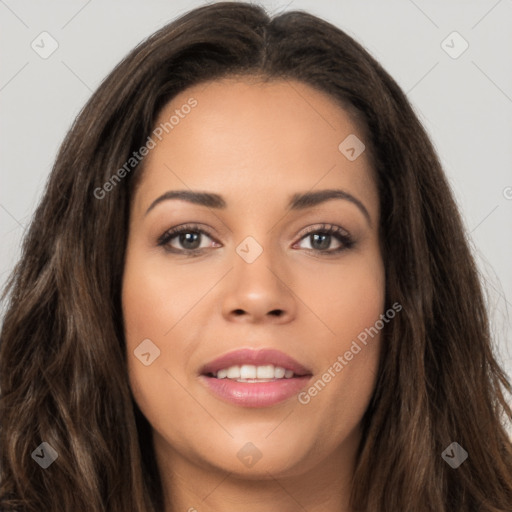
[300,250,386,344]
[121,248,211,347]
[121,246,211,433]
[295,249,385,423]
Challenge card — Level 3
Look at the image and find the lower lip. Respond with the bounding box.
[199,375,311,408]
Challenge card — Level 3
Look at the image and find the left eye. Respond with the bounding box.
[293,224,354,254]
[296,231,342,251]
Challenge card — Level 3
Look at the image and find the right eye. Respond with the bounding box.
[158,223,220,254]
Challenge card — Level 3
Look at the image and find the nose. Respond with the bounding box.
[221,244,297,324]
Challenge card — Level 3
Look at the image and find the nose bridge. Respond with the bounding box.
[221,232,296,322]
[233,233,283,295]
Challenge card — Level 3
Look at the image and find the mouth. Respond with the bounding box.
[206,363,300,382]
[198,348,312,407]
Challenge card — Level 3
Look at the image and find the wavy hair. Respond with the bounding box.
[1,2,511,510]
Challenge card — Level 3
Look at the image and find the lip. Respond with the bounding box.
[199,348,311,376]
[198,348,312,408]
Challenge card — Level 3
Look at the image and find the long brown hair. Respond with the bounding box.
[1,2,511,511]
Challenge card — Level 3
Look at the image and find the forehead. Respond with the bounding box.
[133,78,378,219]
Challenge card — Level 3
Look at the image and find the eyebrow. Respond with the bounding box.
[145,188,372,226]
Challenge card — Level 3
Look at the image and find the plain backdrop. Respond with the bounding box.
[1,1,511,392]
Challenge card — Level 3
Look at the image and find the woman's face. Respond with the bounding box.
[122,77,385,482]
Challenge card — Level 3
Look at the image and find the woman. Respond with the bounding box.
[1,2,511,511]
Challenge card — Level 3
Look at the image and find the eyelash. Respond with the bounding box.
[157,223,355,257]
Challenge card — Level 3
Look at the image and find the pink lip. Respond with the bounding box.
[198,348,312,408]
[199,376,311,408]
[199,348,311,376]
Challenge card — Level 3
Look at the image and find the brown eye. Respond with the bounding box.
[295,224,354,255]
[158,224,218,253]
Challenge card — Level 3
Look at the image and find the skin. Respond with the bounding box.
[122,77,385,512]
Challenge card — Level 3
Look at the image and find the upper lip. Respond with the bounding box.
[200,348,312,376]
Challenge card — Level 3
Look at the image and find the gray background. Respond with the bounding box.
[1,1,511,399]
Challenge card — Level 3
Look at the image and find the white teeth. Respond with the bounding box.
[214,364,296,380]
[256,365,274,379]
[240,365,256,379]
[275,366,285,378]
[226,366,239,379]
[216,369,228,379]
